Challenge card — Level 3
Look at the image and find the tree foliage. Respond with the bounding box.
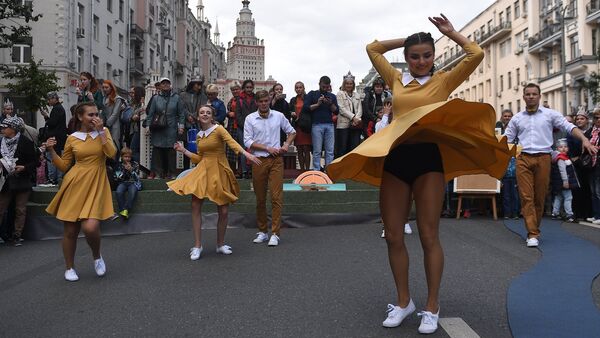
[583,71,600,107]
[1,59,62,113]
[0,0,42,48]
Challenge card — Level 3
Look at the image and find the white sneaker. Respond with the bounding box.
[586,217,596,222]
[268,234,280,246]
[381,228,385,238]
[404,223,412,234]
[216,245,233,255]
[189,247,202,260]
[526,237,539,247]
[418,308,440,334]
[94,257,106,276]
[593,219,600,225]
[253,232,269,243]
[382,299,416,328]
[64,268,79,282]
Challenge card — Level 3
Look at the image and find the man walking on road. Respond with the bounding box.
[505,83,597,247]
[244,90,296,246]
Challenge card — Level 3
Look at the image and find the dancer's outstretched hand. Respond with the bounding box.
[429,13,455,35]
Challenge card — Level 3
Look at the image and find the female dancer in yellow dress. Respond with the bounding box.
[46,102,118,282]
[328,14,513,334]
[168,105,260,260]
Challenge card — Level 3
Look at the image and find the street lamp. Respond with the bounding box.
[561,1,575,115]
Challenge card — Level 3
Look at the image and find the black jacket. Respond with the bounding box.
[45,103,68,151]
[0,136,38,191]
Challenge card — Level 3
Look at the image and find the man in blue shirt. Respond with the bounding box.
[303,76,339,171]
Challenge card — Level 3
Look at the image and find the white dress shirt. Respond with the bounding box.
[504,106,576,154]
[243,109,295,157]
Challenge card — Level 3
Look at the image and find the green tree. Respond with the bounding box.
[0,0,42,48]
[1,59,62,113]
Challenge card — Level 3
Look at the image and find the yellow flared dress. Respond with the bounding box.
[327,40,515,186]
[46,128,118,221]
[167,125,244,205]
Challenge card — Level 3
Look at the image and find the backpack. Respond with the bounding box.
[118,97,134,124]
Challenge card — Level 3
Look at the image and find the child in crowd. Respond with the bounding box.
[501,156,520,219]
[114,147,142,219]
[550,139,579,222]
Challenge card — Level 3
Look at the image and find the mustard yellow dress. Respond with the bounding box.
[46,128,118,221]
[327,40,514,185]
[167,125,244,205]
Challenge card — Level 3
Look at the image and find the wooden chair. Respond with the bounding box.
[453,174,501,221]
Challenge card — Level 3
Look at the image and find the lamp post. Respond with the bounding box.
[561,1,575,115]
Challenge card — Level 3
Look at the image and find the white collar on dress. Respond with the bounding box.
[401,73,431,86]
[71,130,99,141]
[197,124,218,138]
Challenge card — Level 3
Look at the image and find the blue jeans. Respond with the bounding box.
[552,189,573,217]
[237,128,248,174]
[46,150,63,184]
[590,167,600,219]
[130,131,140,162]
[502,177,520,217]
[116,181,138,211]
[311,123,334,170]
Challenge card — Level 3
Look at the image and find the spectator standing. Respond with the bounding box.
[569,111,592,220]
[1,99,14,123]
[45,102,118,281]
[128,86,146,162]
[495,109,513,134]
[245,90,296,246]
[585,110,600,224]
[114,147,141,219]
[505,83,596,247]
[168,105,260,259]
[304,76,339,171]
[206,84,226,125]
[0,117,37,246]
[145,78,186,179]
[270,83,291,145]
[76,72,104,112]
[101,80,123,150]
[363,77,392,137]
[180,79,206,170]
[290,81,311,171]
[226,81,242,175]
[236,79,257,179]
[336,72,363,157]
[41,92,67,185]
[550,139,579,222]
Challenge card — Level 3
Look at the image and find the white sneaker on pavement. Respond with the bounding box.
[253,232,269,243]
[189,247,202,260]
[586,217,596,222]
[94,256,106,276]
[417,308,440,334]
[526,237,539,247]
[404,223,412,234]
[593,219,600,225]
[382,299,416,328]
[64,268,79,282]
[268,234,280,246]
[216,245,233,255]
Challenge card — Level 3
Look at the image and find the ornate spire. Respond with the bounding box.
[196,0,204,20]
[214,18,220,45]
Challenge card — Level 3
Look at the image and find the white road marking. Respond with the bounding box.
[578,221,600,230]
[440,317,480,338]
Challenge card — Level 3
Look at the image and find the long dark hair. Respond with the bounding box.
[404,32,436,75]
[131,86,145,106]
[80,71,99,93]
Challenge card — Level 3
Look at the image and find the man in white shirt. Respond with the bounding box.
[244,90,296,246]
[504,83,596,247]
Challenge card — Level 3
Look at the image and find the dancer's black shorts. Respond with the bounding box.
[383,143,444,185]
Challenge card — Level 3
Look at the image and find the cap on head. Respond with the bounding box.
[0,116,24,131]
[159,77,171,84]
[555,138,568,147]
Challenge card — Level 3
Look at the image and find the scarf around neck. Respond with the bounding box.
[1,132,20,160]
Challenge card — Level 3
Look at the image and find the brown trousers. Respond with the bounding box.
[252,156,283,235]
[516,153,551,238]
[0,189,31,238]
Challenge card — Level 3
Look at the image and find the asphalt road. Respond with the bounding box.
[1,218,598,337]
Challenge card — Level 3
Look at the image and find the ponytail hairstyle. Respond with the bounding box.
[403,32,436,75]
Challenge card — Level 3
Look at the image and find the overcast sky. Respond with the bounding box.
[188,0,495,95]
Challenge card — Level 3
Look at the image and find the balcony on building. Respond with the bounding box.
[587,0,600,23]
[130,24,145,43]
[528,23,562,53]
[130,59,144,76]
[566,54,597,78]
[477,21,512,47]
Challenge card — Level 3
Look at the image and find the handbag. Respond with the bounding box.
[297,106,312,134]
[580,152,595,170]
[150,96,171,130]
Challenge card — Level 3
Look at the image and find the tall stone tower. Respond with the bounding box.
[226,0,265,81]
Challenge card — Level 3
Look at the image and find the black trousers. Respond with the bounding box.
[335,128,361,158]
[152,147,176,178]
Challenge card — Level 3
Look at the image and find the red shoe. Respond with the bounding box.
[463,210,471,218]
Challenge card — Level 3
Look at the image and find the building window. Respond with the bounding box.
[107,0,113,12]
[517,99,521,112]
[593,29,598,56]
[516,68,521,86]
[119,0,124,21]
[78,4,85,30]
[499,11,504,25]
[508,102,512,112]
[523,0,528,14]
[514,1,520,18]
[93,15,99,41]
[499,39,512,57]
[77,47,84,72]
[500,75,504,91]
[92,55,99,75]
[106,25,112,49]
[118,34,123,56]
[508,71,512,89]
[11,44,31,63]
[148,18,153,34]
[106,63,112,80]
[570,35,580,59]
[506,7,511,23]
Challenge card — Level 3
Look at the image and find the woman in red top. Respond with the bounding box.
[289,81,311,171]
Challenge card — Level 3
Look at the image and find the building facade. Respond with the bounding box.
[434,0,600,117]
